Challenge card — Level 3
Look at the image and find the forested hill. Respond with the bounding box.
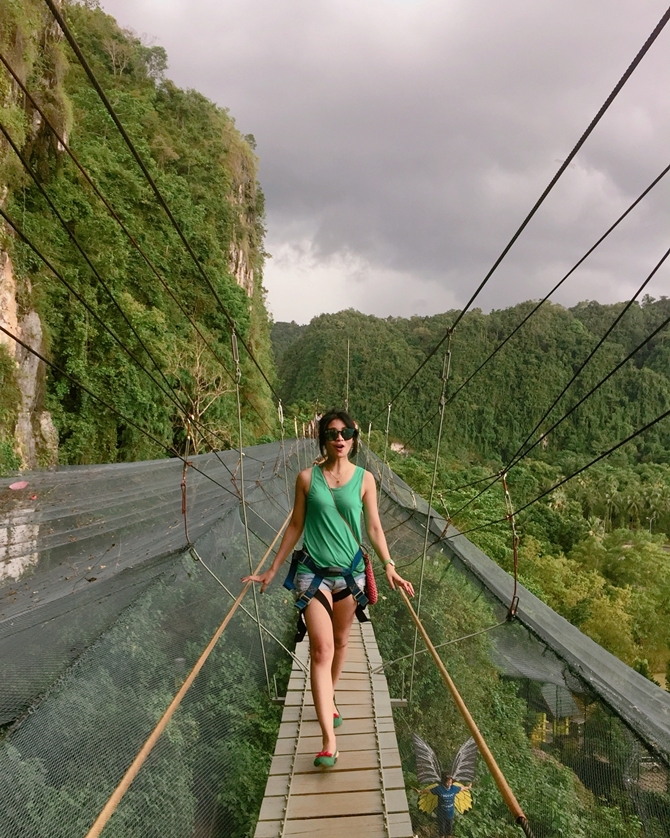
[275,301,670,681]
[0,0,276,472]
[273,298,670,464]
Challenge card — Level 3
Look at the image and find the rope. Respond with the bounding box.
[82,518,289,838]
[233,327,271,694]
[277,401,291,506]
[0,136,242,466]
[381,151,670,458]
[43,0,281,404]
[372,619,507,674]
[450,236,670,519]
[188,541,306,674]
[181,427,192,545]
[0,322,239,500]
[501,473,519,620]
[397,588,536,838]
[0,207,239,488]
[293,417,301,472]
[409,342,452,703]
[442,157,670,419]
[379,404,392,509]
[446,401,670,541]
[0,52,275,435]
[370,3,670,422]
[0,121,187,412]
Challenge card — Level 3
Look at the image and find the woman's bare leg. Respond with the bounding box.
[305,591,337,753]
[331,595,358,692]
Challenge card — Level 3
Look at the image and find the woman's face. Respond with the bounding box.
[325,418,354,460]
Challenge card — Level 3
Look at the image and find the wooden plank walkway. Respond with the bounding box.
[255,620,413,838]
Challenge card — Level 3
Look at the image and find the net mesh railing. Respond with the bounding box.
[365,446,670,838]
[0,439,316,838]
[1,439,669,837]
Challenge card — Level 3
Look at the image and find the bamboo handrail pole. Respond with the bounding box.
[398,588,532,831]
[84,510,292,838]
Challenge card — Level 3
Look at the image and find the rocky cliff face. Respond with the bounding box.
[0,2,275,469]
[0,250,58,470]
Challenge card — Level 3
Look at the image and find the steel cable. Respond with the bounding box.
[447,402,670,540]
[0,204,239,481]
[0,322,239,500]
[0,50,274,435]
[43,0,280,403]
[450,237,670,519]
[371,5,670,423]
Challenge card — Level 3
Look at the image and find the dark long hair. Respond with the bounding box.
[318,409,359,457]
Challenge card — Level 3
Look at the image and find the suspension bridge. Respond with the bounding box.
[2,2,670,837]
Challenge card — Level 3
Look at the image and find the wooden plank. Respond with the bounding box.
[300,717,375,737]
[292,767,381,795]
[388,812,415,838]
[277,721,299,739]
[336,670,369,680]
[255,620,414,838]
[283,814,386,836]
[287,789,383,819]
[383,767,406,789]
[280,705,301,722]
[254,820,281,838]
[341,661,368,672]
[300,703,372,721]
[386,788,411,813]
[291,749,379,774]
[274,737,298,756]
[257,794,286,822]
[269,754,292,775]
[297,732,377,754]
[379,731,400,749]
[381,748,402,768]
[334,679,370,691]
[303,691,372,707]
[264,773,290,797]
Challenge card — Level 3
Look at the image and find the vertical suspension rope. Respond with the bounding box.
[181,422,192,545]
[502,473,520,619]
[409,337,453,704]
[232,327,271,693]
[379,404,392,509]
[278,401,291,507]
[345,337,350,412]
[365,421,372,471]
[294,416,302,472]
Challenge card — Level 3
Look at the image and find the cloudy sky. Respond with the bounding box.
[101,0,670,324]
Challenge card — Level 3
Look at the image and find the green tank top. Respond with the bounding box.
[301,465,365,573]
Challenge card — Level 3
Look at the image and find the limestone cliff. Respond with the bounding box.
[0,251,58,470]
[0,1,275,470]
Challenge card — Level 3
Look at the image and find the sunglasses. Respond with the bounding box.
[324,427,358,441]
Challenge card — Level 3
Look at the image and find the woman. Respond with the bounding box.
[243,409,414,767]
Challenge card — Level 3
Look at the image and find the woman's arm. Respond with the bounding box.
[242,469,309,592]
[361,470,414,597]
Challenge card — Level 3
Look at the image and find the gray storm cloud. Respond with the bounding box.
[100,0,670,321]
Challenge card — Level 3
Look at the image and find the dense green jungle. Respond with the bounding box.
[2,3,669,838]
[274,302,670,687]
[0,0,275,473]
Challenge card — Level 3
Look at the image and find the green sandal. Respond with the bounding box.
[333,698,343,728]
[314,749,339,768]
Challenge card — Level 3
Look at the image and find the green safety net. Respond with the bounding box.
[0,440,668,837]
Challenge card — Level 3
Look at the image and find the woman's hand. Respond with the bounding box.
[242,566,277,593]
[385,563,414,596]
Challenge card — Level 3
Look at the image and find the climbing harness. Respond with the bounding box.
[283,548,369,642]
